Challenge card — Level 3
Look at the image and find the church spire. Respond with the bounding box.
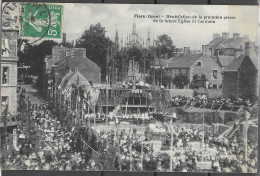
[115,27,119,50]
[146,28,151,48]
[132,21,137,35]
[148,28,151,40]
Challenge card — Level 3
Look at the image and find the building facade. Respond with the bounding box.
[1,31,19,116]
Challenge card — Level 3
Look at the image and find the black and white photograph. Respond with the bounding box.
[0,2,259,173]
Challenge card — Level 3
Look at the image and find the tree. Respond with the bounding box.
[155,34,175,58]
[75,23,113,81]
[172,74,189,89]
[162,74,172,88]
[145,75,153,85]
[190,74,208,89]
[18,40,58,76]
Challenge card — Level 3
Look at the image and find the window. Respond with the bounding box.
[213,84,217,89]
[213,70,218,79]
[1,96,8,112]
[2,67,8,84]
[196,61,202,67]
[219,85,222,89]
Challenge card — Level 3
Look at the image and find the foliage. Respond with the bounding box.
[190,74,208,89]
[75,23,113,81]
[155,34,175,58]
[18,40,58,75]
[149,68,174,88]
[172,74,189,89]
[162,74,172,88]
[145,75,153,85]
[18,40,58,94]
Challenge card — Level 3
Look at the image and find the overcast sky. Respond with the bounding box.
[63,4,258,50]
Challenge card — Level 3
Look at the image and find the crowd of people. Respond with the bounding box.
[94,123,257,172]
[1,88,258,173]
[171,96,258,110]
[1,104,99,170]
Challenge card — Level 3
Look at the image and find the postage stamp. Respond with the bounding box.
[20,3,63,39]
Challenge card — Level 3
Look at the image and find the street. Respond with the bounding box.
[19,84,44,107]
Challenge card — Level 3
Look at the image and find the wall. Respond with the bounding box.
[238,57,257,99]
[178,109,238,125]
[207,89,223,98]
[1,31,18,116]
[222,71,237,99]
[167,89,194,97]
[190,55,222,89]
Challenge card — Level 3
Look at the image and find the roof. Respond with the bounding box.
[224,55,257,72]
[167,53,203,68]
[153,59,169,67]
[55,56,101,84]
[209,37,227,47]
[217,37,251,50]
[217,56,235,67]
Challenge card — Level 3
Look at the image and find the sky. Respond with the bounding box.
[63,4,259,50]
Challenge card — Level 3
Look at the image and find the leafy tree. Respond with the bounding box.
[75,23,113,81]
[190,74,208,89]
[145,75,153,85]
[162,74,172,88]
[155,34,175,58]
[18,40,58,76]
[172,74,189,89]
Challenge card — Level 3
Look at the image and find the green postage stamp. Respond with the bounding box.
[20,3,63,39]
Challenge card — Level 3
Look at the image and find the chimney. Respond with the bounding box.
[202,45,212,56]
[83,50,86,58]
[222,32,229,39]
[213,33,220,40]
[184,47,191,53]
[233,33,240,39]
[245,42,253,57]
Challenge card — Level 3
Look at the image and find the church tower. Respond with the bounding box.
[115,28,119,51]
[146,28,151,48]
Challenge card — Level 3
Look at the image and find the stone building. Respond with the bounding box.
[222,42,258,99]
[43,46,101,98]
[158,45,222,90]
[209,32,257,58]
[1,31,19,116]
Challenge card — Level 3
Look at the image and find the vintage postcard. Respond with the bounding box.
[0,2,259,173]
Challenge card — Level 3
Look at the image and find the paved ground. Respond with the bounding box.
[19,84,44,106]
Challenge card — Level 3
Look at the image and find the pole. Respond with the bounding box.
[125,98,128,117]
[160,56,162,87]
[129,128,133,171]
[170,118,173,171]
[117,125,121,171]
[94,104,96,126]
[106,48,109,125]
[114,126,116,147]
[245,110,249,172]
[141,143,144,171]
[81,101,84,125]
[202,111,205,162]
[88,100,90,128]
[106,86,108,125]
